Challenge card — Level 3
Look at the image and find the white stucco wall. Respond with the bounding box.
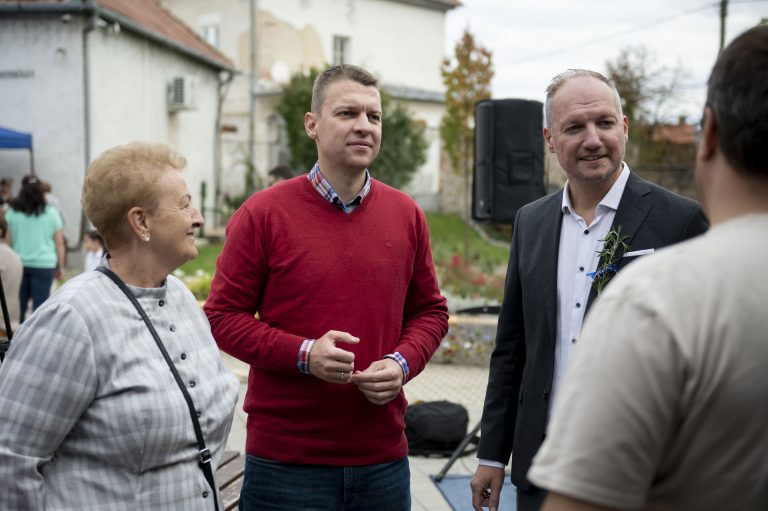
[1,12,224,243]
[161,0,450,208]
[251,0,445,91]
[0,14,86,246]
[88,28,221,225]
[399,99,444,208]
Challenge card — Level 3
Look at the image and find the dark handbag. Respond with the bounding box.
[96,267,219,511]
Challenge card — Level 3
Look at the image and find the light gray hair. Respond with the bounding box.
[544,69,623,128]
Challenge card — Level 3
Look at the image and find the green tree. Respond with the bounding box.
[221,147,263,220]
[274,69,428,189]
[605,46,696,195]
[440,29,493,258]
[275,68,321,172]
[605,46,688,125]
[370,95,428,189]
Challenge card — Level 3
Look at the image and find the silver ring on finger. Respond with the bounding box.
[340,371,346,380]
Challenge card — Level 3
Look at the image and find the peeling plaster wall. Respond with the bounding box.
[162,0,449,210]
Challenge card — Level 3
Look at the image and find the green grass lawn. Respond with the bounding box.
[425,212,509,270]
[181,212,509,276]
[180,242,222,275]
[178,212,510,302]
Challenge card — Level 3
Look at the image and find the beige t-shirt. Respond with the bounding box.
[529,214,768,511]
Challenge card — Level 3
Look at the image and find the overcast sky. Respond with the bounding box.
[444,0,767,123]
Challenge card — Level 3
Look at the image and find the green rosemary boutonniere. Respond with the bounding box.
[587,226,629,294]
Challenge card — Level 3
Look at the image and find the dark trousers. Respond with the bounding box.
[517,484,547,511]
[19,266,55,322]
[239,455,411,511]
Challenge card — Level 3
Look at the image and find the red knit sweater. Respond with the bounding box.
[205,176,449,465]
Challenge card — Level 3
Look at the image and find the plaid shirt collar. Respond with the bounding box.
[307,162,372,214]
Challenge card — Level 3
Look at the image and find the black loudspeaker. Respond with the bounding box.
[473,99,545,224]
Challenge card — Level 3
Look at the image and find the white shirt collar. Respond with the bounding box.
[561,163,631,215]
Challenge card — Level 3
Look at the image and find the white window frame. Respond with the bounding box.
[333,35,350,65]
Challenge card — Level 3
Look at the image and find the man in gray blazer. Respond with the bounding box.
[470,69,708,511]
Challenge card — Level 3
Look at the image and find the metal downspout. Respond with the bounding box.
[214,70,235,228]
[77,0,98,252]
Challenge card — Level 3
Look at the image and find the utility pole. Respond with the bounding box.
[249,0,258,169]
[720,0,728,52]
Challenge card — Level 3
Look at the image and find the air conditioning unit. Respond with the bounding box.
[167,76,196,111]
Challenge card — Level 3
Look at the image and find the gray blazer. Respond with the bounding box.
[477,171,709,491]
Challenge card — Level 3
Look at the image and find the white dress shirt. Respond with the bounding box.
[551,164,630,414]
[479,165,631,470]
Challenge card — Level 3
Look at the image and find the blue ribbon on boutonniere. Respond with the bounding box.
[589,227,629,295]
[586,263,618,280]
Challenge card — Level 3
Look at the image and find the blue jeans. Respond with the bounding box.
[239,455,411,511]
[19,266,55,322]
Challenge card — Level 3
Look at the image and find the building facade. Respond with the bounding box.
[161,0,458,210]
[0,0,232,245]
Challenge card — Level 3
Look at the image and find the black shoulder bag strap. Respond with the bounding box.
[96,267,219,511]
[0,271,13,362]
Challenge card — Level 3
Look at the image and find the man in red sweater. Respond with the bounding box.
[205,64,449,510]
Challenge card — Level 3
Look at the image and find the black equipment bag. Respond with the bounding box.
[405,400,469,456]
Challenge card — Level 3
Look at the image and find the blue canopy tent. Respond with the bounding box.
[0,126,35,174]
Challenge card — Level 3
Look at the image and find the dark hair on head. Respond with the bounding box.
[311,64,378,113]
[9,174,46,215]
[268,164,294,181]
[706,25,768,178]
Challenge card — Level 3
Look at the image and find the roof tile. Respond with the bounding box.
[98,0,232,69]
[0,0,232,69]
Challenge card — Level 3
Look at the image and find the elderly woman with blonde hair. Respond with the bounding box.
[0,142,238,510]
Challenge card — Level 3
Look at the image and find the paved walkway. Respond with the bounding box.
[404,363,491,510]
[221,354,491,510]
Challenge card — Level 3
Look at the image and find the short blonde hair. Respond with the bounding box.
[82,142,186,248]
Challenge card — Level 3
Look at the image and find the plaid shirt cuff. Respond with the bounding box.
[384,352,410,383]
[298,339,315,374]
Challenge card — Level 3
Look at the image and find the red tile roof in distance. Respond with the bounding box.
[651,124,697,145]
[0,0,232,69]
[400,0,461,10]
[97,0,233,69]
[424,0,461,7]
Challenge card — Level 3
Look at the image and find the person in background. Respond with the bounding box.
[267,164,294,186]
[205,64,448,510]
[41,180,64,224]
[0,142,239,510]
[0,210,22,332]
[0,178,12,208]
[529,25,768,511]
[471,69,708,511]
[83,229,105,272]
[4,175,65,321]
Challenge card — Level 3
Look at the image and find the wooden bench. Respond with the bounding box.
[216,450,246,510]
